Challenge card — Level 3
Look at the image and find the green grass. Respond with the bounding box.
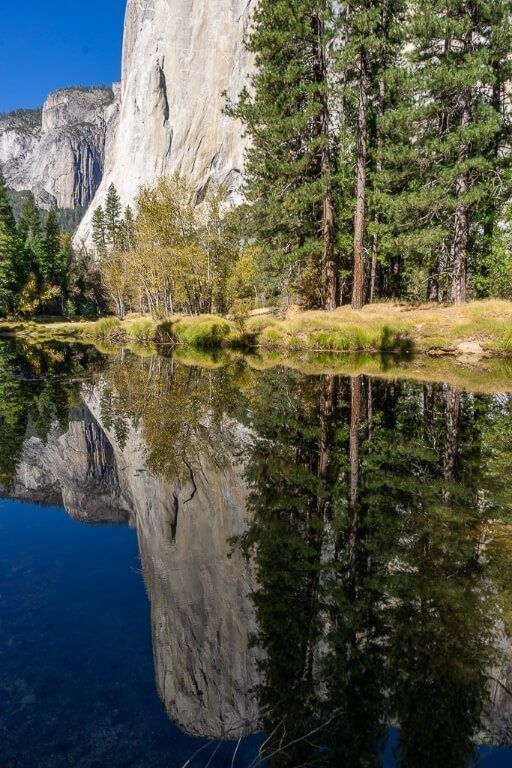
[82,317,122,339]
[497,329,512,354]
[4,299,512,361]
[129,318,157,342]
[170,316,235,348]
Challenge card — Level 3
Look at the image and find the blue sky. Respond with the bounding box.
[0,1,126,112]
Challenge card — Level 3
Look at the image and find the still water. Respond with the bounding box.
[1,339,512,767]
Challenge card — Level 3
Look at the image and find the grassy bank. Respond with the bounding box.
[2,299,512,358]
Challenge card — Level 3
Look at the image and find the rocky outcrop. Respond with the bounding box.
[0,86,119,210]
[75,0,255,247]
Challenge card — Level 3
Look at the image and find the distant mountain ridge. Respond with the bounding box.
[0,85,120,218]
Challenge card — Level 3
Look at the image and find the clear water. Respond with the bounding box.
[1,339,512,767]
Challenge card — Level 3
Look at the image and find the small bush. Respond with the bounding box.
[129,318,156,342]
[153,320,178,345]
[175,318,233,348]
[85,317,122,339]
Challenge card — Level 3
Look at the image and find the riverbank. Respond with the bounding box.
[2,299,512,359]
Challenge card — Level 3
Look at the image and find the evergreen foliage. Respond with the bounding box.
[92,205,107,258]
[232,0,512,307]
[0,171,17,236]
[17,192,41,245]
[227,0,336,307]
[104,183,123,249]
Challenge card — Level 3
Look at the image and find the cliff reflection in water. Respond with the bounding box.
[2,340,512,766]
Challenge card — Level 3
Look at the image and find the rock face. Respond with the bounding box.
[0,87,119,210]
[75,0,255,247]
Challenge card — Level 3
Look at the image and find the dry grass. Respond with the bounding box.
[245,299,512,355]
[2,299,512,358]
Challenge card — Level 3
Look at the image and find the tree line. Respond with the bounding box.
[229,0,512,308]
[91,178,253,318]
[0,171,103,317]
[2,0,511,320]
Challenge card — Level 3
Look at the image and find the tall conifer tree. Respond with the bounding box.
[18,192,41,245]
[104,184,122,250]
[229,0,337,308]
[0,172,16,236]
[92,206,107,258]
[380,0,511,302]
[334,0,406,308]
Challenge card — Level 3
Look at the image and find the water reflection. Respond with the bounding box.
[241,371,512,766]
[1,340,512,766]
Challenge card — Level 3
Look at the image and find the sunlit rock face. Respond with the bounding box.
[7,387,260,740]
[0,87,119,210]
[75,0,255,247]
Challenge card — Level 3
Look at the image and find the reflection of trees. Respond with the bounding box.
[240,372,512,767]
[2,342,512,762]
[0,340,97,487]
[96,352,251,482]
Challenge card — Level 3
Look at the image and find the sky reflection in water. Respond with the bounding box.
[0,339,512,767]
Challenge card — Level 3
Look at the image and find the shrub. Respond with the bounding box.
[129,318,156,342]
[85,316,122,339]
[153,320,178,345]
[174,318,234,348]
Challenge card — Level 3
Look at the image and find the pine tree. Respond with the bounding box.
[17,192,41,245]
[0,222,19,315]
[333,0,406,308]
[229,0,337,308]
[92,205,107,258]
[54,233,74,313]
[0,171,16,236]
[379,0,511,303]
[41,210,61,284]
[43,210,60,260]
[104,184,122,250]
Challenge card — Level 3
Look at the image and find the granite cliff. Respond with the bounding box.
[74,0,255,247]
[1,1,254,239]
[0,86,119,211]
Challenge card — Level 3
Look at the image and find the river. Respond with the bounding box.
[1,339,512,767]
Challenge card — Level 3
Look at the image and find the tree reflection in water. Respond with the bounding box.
[1,340,512,766]
[239,370,512,767]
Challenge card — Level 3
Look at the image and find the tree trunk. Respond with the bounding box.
[444,385,461,486]
[370,0,389,305]
[347,375,362,571]
[452,101,470,304]
[352,48,368,310]
[317,375,335,519]
[427,257,440,302]
[312,12,337,311]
